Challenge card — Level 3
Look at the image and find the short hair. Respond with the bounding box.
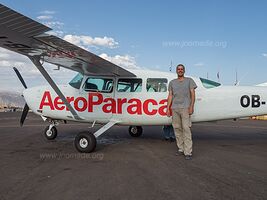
[176,64,185,70]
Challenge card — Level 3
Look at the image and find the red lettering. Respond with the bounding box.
[39,91,169,117]
[158,99,168,116]
[103,98,116,113]
[74,97,87,112]
[117,98,127,114]
[39,91,54,110]
[66,96,74,111]
[127,99,142,115]
[54,97,65,110]
[88,93,103,112]
[143,99,158,115]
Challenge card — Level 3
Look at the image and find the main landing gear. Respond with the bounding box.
[128,126,143,137]
[74,132,96,153]
[74,121,117,153]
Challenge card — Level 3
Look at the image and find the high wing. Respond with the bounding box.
[0,4,135,77]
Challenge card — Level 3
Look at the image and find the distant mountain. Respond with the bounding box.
[0,91,25,108]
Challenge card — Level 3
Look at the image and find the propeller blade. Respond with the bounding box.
[20,104,29,127]
[13,67,27,89]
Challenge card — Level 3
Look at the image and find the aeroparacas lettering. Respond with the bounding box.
[39,91,168,116]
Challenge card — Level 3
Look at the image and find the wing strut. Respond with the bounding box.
[93,120,118,138]
[29,56,83,120]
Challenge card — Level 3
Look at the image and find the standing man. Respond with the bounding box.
[167,64,197,160]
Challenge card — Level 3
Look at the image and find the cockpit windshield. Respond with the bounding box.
[69,73,83,89]
[200,78,221,89]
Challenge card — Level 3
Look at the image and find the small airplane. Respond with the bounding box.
[1,4,267,153]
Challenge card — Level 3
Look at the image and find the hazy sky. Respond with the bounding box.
[1,0,267,92]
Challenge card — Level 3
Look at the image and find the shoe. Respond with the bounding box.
[185,155,192,160]
[170,138,175,142]
[175,151,184,156]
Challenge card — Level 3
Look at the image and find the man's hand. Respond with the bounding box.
[188,106,194,115]
[189,88,195,115]
[167,90,173,117]
[167,108,171,117]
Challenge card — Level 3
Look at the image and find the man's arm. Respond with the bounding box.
[167,90,173,117]
[188,88,195,115]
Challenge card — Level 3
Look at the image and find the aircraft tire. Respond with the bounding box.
[74,132,96,153]
[129,126,143,137]
[44,126,57,140]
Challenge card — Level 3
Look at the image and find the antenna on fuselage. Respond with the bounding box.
[217,70,220,83]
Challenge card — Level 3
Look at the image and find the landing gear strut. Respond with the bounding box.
[129,126,143,137]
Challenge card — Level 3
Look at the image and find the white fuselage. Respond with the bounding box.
[23,69,267,125]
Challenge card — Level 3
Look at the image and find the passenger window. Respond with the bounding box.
[84,77,113,93]
[146,78,168,92]
[117,78,142,92]
[69,73,83,89]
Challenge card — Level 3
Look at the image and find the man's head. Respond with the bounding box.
[176,64,185,78]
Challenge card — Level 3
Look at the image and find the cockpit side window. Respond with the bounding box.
[84,77,113,93]
[117,78,142,92]
[146,78,168,92]
[69,73,83,89]
[200,78,221,89]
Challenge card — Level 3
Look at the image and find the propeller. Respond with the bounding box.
[13,67,29,126]
[20,104,29,127]
[13,67,27,89]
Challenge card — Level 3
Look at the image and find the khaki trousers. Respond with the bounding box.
[172,108,193,156]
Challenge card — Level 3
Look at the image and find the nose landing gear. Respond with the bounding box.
[44,122,58,140]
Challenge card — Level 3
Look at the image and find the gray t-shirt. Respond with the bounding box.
[168,77,197,110]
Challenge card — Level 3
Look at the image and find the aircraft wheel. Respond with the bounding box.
[129,126,143,137]
[44,126,57,140]
[75,132,96,153]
